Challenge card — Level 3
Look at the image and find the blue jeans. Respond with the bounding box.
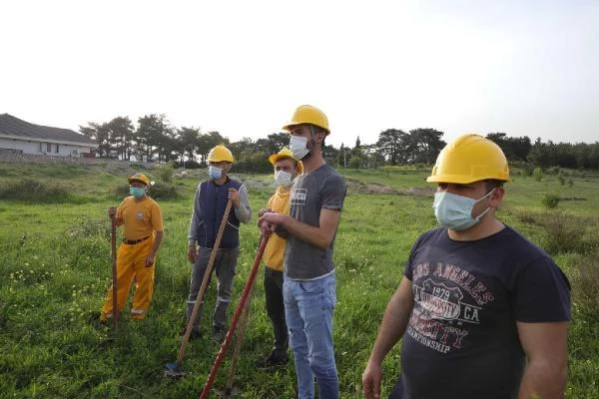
[284,273,338,399]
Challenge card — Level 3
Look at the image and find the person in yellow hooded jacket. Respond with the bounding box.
[256,147,303,368]
[100,172,164,321]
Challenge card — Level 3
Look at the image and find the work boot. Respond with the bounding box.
[87,311,109,327]
[255,351,288,369]
[179,326,201,340]
[212,325,227,343]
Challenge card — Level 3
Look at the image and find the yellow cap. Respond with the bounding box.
[427,134,509,184]
[282,105,330,135]
[128,172,150,186]
[268,147,304,174]
[208,145,234,163]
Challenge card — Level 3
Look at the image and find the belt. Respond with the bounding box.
[122,236,150,245]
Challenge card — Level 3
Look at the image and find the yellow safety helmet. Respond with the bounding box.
[128,172,150,186]
[427,134,509,184]
[268,147,304,174]
[282,105,330,135]
[208,145,234,163]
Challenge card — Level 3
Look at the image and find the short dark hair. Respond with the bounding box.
[484,179,505,192]
[308,124,327,148]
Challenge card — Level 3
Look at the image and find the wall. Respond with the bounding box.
[0,137,93,157]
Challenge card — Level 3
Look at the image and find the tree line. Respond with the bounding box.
[80,115,599,171]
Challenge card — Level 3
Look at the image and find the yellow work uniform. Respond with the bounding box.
[101,195,163,320]
[263,187,291,271]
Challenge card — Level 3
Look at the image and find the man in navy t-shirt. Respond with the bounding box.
[362,134,571,399]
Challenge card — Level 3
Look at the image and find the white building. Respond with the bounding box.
[0,114,97,157]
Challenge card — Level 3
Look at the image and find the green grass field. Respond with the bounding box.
[0,162,597,398]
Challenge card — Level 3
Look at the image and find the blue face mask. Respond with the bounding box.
[433,189,494,231]
[209,165,223,180]
[130,186,146,198]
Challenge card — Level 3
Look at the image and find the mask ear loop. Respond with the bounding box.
[473,188,496,221]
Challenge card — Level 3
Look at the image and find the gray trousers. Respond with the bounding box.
[186,246,239,331]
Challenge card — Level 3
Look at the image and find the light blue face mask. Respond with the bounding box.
[130,186,146,198]
[433,189,495,231]
[209,165,223,180]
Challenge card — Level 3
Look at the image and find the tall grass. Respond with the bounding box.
[0,178,72,202]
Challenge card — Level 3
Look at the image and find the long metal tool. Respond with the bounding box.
[198,235,269,399]
[164,200,233,378]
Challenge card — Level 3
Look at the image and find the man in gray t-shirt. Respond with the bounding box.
[285,164,346,280]
[260,105,346,399]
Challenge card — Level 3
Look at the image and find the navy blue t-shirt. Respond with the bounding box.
[391,226,571,399]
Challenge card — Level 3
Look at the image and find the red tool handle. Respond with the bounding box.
[111,216,119,331]
[198,235,270,399]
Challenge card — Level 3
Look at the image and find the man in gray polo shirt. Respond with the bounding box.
[260,105,346,399]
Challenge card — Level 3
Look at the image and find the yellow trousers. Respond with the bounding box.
[101,237,155,320]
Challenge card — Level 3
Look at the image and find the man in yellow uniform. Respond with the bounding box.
[256,147,303,368]
[100,172,164,321]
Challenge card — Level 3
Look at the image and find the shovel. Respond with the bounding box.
[164,200,233,378]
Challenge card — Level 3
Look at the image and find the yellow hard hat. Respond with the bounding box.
[268,147,304,174]
[208,145,234,163]
[282,105,330,135]
[427,134,509,184]
[128,172,150,186]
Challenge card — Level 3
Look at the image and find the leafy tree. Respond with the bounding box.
[107,117,134,160]
[376,129,408,165]
[408,128,446,164]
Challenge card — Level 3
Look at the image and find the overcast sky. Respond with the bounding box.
[1,0,597,148]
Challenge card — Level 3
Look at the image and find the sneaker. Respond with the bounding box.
[255,352,288,369]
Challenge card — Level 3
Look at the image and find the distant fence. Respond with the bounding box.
[0,152,153,169]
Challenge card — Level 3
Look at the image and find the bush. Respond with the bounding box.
[568,178,574,187]
[148,181,179,199]
[114,181,179,200]
[349,156,362,169]
[175,160,203,169]
[542,193,561,209]
[570,252,599,317]
[0,178,71,202]
[542,212,585,254]
[533,167,543,182]
[558,175,565,185]
[524,164,535,177]
[153,163,174,183]
[514,209,544,226]
[65,217,111,238]
[234,153,272,173]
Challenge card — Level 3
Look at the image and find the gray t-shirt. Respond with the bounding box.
[284,163,346,280]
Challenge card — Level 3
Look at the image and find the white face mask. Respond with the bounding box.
[274,170,293,187]
[433,189,495,231]
[289,136,310,160]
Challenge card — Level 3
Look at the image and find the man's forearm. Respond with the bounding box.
[234,186,252,223]
[280,216,330,250]
[150,232,164,257]
[369,292,413,365]
[518,361,567,399]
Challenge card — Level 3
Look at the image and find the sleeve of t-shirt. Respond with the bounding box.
[116,198,126,220]
[403,233,426,281]
[151,202,164,232]
[512,257,571,322]
[321,174,346,211]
